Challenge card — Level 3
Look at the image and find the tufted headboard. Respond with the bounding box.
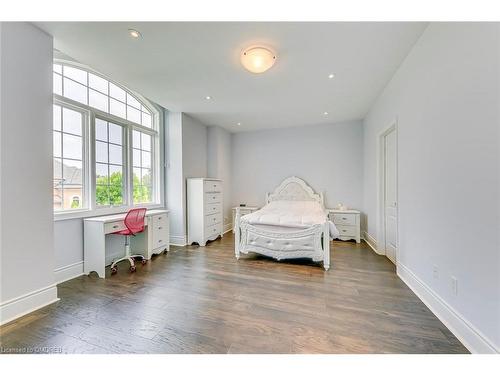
[265,176,324,206]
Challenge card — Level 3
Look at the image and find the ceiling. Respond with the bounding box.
[36,22,427,132]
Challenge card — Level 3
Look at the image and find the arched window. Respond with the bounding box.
[53,61,160,215]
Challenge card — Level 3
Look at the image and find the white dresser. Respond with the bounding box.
[187,178,224,246]
[328,209,361,243]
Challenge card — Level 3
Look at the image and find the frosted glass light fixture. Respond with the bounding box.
[241,46,276,74]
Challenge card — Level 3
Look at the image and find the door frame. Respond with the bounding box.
[377,118,399,262]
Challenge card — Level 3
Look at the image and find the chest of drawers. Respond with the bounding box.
[187,178,224,246]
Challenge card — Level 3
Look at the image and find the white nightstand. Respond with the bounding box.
[232,206,259,233]
[327,209,361,243]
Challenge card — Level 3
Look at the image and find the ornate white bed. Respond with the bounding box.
[234,176,334,270]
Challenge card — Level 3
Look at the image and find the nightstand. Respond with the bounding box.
[232,206,259,233]
[327,209,361,243]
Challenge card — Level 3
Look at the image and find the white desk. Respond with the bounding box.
[84,209,169,278]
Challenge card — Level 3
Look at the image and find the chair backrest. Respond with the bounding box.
[124,208,147,235]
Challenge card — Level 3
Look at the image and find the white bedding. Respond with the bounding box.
[240,200,340,238]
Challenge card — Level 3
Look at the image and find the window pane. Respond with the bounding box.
[64,66,87,85]
[109,165,123,185]
[95,163,109,184]
[53,64,62,74]
[62,107,82,136]
[62,186,83,210]
[63,78,88,105]
[109,184,123,206]
[53,158,63,185]
[95,119,108,142]
[53,105,61,131]
[110,98,126,118]
[127,105,141,124]
[109,83,126,102]
[109,144,122,165]
[95,141,108,163]
[133,167,141,183]
[126,93,141,109]
[53,184,63,210]
[62,134,82,160]
[62,159,83,185]
[89,89,108,112]
[133,149,141,167]
[141,133,151,151]
[53,73,62,95]
[132,130,141,148]
[96,185,109,206]
[108,123,122,145]
[141,112,152,128]
[89,73,108,94]
[142,169,151,185]
[53,132,61,157]
[141,151,151,168]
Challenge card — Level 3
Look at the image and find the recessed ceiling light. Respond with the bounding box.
[128,29,142,39]
[323,111,329,115]
[241,46,277,74]
[205,96,212,100]
[328,73,335,79]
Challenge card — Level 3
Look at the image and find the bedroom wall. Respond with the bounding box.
[0,23,57,323]
[231,120,363,210]
[207,126,232,232]
[362,23,499,353]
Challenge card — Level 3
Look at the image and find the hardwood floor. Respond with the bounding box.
[0,233,468,354]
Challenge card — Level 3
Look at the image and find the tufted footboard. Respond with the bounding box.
[234,212,330,270]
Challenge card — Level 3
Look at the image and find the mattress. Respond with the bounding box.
[240,200,339,238]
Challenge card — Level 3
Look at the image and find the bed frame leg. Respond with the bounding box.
[235,208,241,260]
[323,221,330,271]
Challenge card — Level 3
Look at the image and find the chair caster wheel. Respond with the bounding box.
[141,259,147,265]
[111,267,117,275]
[130,265,136,273]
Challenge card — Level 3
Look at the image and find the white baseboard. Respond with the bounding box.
[397,262,499,354]
[0,284,59,326]
[362,231,383,255]
[170,234,187,246]
[223,223,232,234]
[54,261,84,284]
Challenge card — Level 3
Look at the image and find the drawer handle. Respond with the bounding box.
[342,217,347,220]
[342,229,347,232]
[158,226,162,230]
[113,225,119,229]
[158,217,162,220]
[213,196,216,199]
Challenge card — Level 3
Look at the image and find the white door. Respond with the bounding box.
[384,128,398,263]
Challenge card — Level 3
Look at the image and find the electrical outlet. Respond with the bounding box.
[433,264,439,279]
[451,276,458,296]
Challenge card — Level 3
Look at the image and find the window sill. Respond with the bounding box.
[53,203,165,222]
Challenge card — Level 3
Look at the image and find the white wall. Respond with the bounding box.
[363,23,500,353]
[231,121,363,209]
[208,126,232,231]
[0,23,57,324]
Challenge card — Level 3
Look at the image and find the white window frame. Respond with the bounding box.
[53,60,163,221]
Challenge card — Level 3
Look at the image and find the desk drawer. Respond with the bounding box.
[104,221,126,234]
[153,213,168,227]
[205,192,221,203]
[332,213,357,226]
[204,180,222,193]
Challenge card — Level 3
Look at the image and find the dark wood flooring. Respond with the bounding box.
[0,233,468,354]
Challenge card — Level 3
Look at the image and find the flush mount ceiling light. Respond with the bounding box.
[241,46,276,74]
[237,122,241,126]
[328,73,335,79]
[205,96,212,100]
[128,29,142,39]
[323,111,329,115]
